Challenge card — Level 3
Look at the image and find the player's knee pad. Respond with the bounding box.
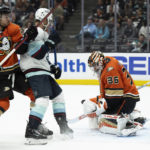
[30,96,49,120]
[52,92,65,103]
[0,97,10,115]
[52,92,66,114]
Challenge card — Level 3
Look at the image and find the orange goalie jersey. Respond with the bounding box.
[100,56,140,102]
[0,22,22,74]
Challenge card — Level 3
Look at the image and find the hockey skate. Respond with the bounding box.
[25,124,48,145]
[118,123,142,137]
[134,117,146,125]
[55,115,73,139]
[37,123,53,139]
[59,123,73,140]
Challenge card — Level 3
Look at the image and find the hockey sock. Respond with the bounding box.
[54,113,67,125]
[28,97,49,129]
[28,115,42,129]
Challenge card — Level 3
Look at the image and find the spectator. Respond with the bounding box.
[93,8,104,23]
[122,18,137,39]
[95,18,110,40]
[93,0,106,14]
[133,8,146,30]
[30,0,40,10]
[106,0,119,14]
[70,16,97,44]
[54,0,65,30]
[39,0,48,8]
[139,20,150,39]
[123,1,133,20]
[127,34,147,52]
[79,16,97,38]
[104,5,114,24]
[111,21,123,38]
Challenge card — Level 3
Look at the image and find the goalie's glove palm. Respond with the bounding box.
[50,65,62,79]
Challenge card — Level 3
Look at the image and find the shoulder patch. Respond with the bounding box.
[107,67,114,72]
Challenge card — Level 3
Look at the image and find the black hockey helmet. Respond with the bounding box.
[0,5,11,14]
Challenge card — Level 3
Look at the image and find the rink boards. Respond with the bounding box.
[49,53,150,86]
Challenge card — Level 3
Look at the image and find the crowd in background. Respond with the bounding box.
[0,0,149,52]
[74,0,149,52]
[0,0,79,31]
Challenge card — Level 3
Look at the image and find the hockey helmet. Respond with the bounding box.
[0,5,11,14]
[35,8,53,24]
[88,51,104,73]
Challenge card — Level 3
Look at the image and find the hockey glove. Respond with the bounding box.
[49,31,61,45]
[45,39,56,50]
[96,98,107,115]
[25,25,38,42]
[50,65,62,79]
[81,99,97,117]
[45,32,61,50]
[81,98,107,117]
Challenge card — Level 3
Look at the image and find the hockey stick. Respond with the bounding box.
[54,48,57,65]
[68,112,97,123]
[137,81,150,90]
[0,1,64,67]
[68,82,150,123]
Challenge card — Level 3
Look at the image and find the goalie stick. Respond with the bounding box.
[0,0,64,67]
[68,82,150,123]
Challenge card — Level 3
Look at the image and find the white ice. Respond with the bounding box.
[0,85,150,150]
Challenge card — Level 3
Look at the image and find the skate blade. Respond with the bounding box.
[25,138,48,145]
[59,133,73,140]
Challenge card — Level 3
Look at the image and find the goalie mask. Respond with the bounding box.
[35,8,53,29]
[88,51,104,74]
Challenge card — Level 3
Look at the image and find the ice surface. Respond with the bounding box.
[0,85,149,150]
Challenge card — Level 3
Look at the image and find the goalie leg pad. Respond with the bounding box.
[98,114,118,135]
[98,114,142,136]
[129,110,146,125]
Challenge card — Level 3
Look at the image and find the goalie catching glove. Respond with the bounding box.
[50,64,62,79]
[81,97,107,117]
